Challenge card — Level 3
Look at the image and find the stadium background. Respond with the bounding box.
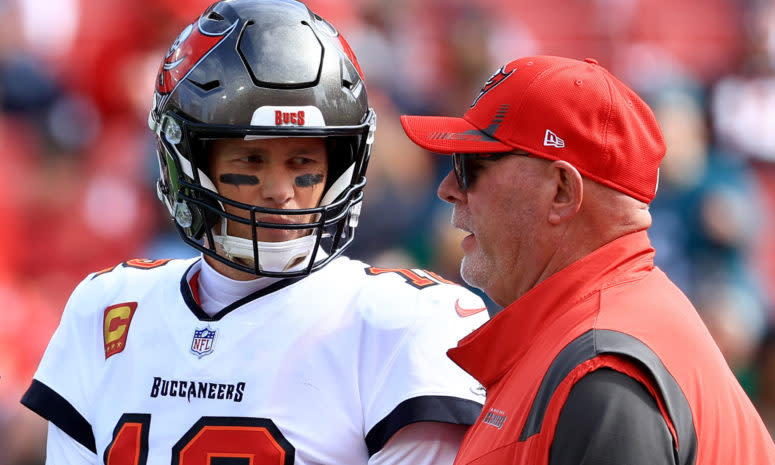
[1,0,775,462]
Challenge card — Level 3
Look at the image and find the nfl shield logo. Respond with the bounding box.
[191,326,216,358]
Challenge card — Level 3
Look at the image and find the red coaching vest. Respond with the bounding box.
[448,231,775,465]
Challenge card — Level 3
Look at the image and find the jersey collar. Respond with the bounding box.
[180,257,304,321]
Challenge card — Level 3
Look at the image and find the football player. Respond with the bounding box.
[21,0,489,464]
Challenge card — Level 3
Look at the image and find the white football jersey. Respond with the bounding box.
[22,256,489,464]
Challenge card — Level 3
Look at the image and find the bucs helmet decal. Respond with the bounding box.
[156,19,238,95]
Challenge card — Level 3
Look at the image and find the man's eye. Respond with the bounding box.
[292,157,315,166]
[239,155,261,163]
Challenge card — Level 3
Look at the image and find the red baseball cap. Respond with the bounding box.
[400,56,666,203]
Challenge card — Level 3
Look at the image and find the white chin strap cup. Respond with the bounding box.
[213,232,318,272]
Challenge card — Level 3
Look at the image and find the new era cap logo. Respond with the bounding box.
[543,129,565,148]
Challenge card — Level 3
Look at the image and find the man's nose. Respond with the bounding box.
[260,167,295,206]
[438,169,464,204]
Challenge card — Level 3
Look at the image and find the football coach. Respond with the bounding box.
[401,55,775,465]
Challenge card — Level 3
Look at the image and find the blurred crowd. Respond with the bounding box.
[2,0,775,462]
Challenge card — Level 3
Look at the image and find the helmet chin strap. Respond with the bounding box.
[210,163,354,272]
[213,231,319,272]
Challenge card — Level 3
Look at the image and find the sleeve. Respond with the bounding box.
[45,422,98,465]
[549,368,676,465]
[20,277,102,454]
[359,282,488,457]
[368,422,468,465]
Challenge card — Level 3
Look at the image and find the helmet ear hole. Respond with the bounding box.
[192,139,214,183]
[193,195,223,240]
[190,142,224,237]
[324,137,356,194]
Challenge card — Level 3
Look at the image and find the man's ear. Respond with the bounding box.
[547,160,583,225]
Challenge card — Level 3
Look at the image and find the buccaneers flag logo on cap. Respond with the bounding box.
[470,65,514,108]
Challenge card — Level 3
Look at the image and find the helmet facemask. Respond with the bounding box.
[153,109,376,277]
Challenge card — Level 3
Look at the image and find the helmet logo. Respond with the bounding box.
[156,21,236,95]
[166,24,193,61]
[470,65,514,108]
[250,106,326,127]
[276,110,305,126]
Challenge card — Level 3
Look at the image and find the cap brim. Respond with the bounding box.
[400,115,513,154]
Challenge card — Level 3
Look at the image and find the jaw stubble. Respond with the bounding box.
[460,238,496,293]
[453,207,495,292]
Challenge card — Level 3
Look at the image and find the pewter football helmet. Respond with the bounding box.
[149,0,375,277]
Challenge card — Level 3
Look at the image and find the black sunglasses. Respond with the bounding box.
[452,150,531,191]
